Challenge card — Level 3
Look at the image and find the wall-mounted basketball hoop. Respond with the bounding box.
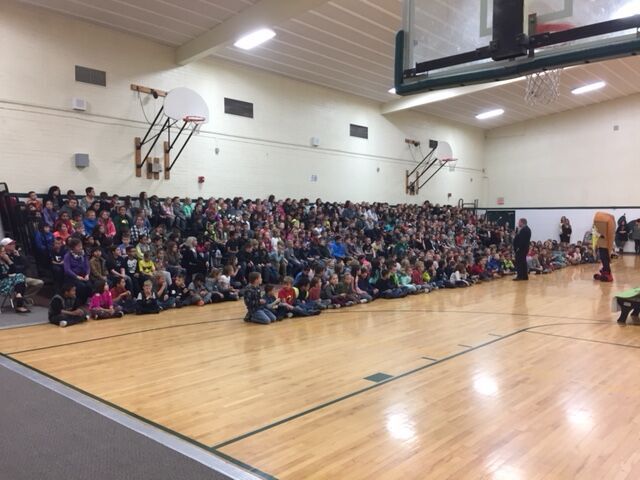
[406,140,457,195]
[134,85,209,180]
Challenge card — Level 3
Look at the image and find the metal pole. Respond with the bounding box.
[407,146,436,177]
[418,162,447,190]
[139,106,164,146]
[141,117,170,168]
[167,127,197,171]
[168,122,188,151]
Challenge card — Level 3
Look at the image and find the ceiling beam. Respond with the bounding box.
[381,78,525,115]
[176,0,330,65]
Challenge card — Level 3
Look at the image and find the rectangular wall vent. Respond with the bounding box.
[350,124,368,139]
[75,66,106,86]
[224,98,254,118]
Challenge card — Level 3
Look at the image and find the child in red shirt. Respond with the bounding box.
[277,276,297,305]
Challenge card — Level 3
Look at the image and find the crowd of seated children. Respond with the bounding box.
[6,184,598,326]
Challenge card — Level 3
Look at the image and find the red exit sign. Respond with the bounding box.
[497,197,505,205]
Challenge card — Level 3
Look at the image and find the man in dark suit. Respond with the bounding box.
[513,218,531,281]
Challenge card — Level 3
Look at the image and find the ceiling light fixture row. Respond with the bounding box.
[473,80,606,119]
[234,28,276,50]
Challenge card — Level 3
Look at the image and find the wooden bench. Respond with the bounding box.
[614,288,640,323]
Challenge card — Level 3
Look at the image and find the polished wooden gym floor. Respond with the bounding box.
[2,257,640,479]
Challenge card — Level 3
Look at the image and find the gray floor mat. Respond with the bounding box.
[0,364,237,480]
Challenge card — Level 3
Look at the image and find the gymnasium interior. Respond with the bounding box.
[1,0,640,478]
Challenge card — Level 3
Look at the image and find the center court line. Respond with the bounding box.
[212,320,620,450]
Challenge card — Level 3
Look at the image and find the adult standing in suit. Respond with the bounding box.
[513,218,531,281]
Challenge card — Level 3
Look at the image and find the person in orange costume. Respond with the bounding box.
[592,212,615,282]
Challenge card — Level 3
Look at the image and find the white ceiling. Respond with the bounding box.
[16,0,640,129]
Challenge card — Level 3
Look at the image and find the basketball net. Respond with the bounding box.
[524,68,562,106]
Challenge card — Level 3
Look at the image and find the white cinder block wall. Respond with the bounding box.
[484,94,640,208]
[0,0,485,204]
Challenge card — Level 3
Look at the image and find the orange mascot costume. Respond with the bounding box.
[592,212,615,282]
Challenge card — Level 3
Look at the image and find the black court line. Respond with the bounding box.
[212,320,616,451]
[526,330,640,350]
[327,307,613,324]
[0,352,276,480]
[458,344,473,348]
[488,333,503,337]
[422,356,438,362]
[5,316,632,477]
[5,316,245,356]
[4,319,631,477]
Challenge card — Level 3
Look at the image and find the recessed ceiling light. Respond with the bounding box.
[475,108,504,120]
[571,81,606,95]
[388,88,397,94]
[234,28,276,50]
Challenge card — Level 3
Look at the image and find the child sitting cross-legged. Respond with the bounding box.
[340,272,370,303]
[153,272,176,310]
[501,254,516,275]
[89,280,124,320]
[307,277,332,309]
[136,279,161,315]
[243,271,277,324]
[356,267,379,299]
[218,266,241,299]
[48,283,89,327]
[207,268,239,301]
[321,273,348,308]
[189,273,212,304]
[295,277,326,311]
[486,254,503,277]
[264,284,291,320]
[277,277,320,316]
[138,251,156,284]
[396,263,423,294]
[450,263,471,287]
[375,269,408,299]
[110,276,137,314]
[169,273,205,308]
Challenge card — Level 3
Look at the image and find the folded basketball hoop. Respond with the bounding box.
[135,86,210,178]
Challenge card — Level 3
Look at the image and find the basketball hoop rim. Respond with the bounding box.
[183,115,206,124]
[535,22,574,34]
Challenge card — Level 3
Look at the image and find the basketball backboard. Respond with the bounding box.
[395,0,640,94]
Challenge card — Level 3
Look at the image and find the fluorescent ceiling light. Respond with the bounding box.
[571,81,606,95]
[475,108,504,120]
[388,88,397,94]
[234,28,276,50]
[613,1,640,19]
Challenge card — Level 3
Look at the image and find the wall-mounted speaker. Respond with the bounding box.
[74,153,89,168]
[72,97,87,111]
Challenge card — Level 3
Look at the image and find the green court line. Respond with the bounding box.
[0,352,277,480]
[212,320,617,451]
[4,314,632,479]
[5,316,245,356]
[526,330,640,350]
[327,308,613,323]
